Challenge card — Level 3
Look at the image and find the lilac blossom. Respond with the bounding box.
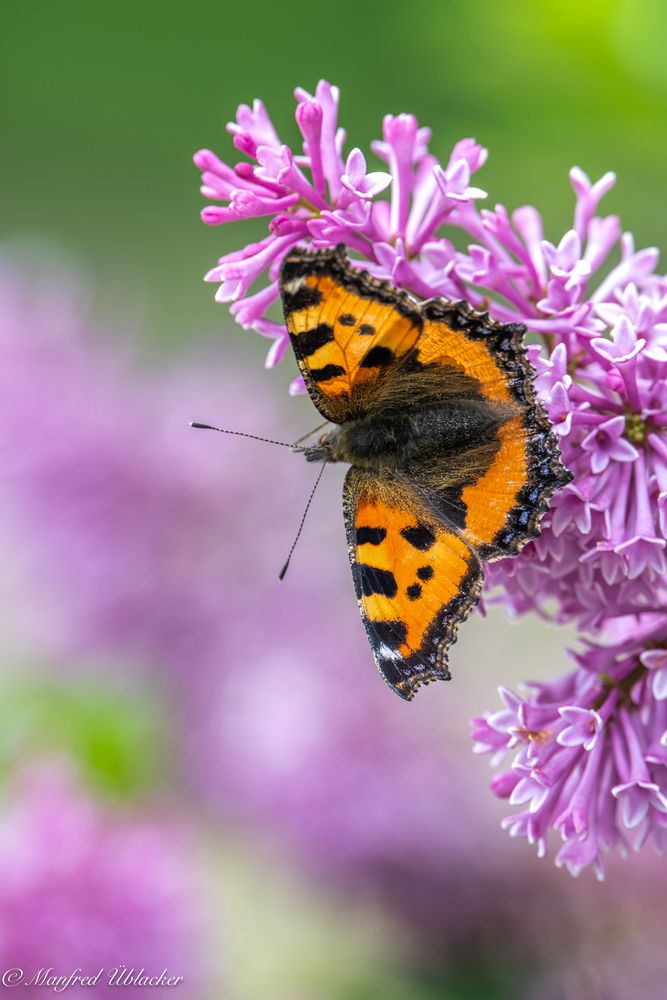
[472,617,667,877]
[485,300,667,628]
[0,760,203,994]
[465,167,667,877]
[196,81,667,876]
[194,81,487,391]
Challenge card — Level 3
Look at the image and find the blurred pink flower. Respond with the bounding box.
[0,254,309,693]
[187,613,588,960]
[187,608,667,973]
[525,929,667,1000]
[0,760,203,995]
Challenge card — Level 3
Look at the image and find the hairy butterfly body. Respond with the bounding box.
[281,245,571,700]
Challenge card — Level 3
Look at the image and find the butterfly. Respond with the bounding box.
[280,245,571,700]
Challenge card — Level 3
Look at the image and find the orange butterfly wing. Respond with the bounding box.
[411,298,569,558]
[281,246,422,423]
[343,469,482,700]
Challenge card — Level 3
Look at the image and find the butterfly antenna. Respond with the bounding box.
[278,461,328,581]
[290,420,329,448]
[190,422,304,451]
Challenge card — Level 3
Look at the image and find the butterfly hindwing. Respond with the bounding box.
[343,468,483,701]
[407,299,570,558]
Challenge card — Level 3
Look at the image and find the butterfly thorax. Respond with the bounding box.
[303,397,512,470]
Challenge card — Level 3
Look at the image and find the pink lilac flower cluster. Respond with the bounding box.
[195,80,486,392]
[196,80,667,876]
[471,616,667,878]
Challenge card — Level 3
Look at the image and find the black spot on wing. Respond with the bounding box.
[311,363,346,383]
[356,526,387,545]
[296,323,334,357]
[360,345,394,368]
[282,283,323,314]
[339,313,356,326]
[406,583,422,601]
[358,324,375,335]
[356,563,398,598]
[372,619,407,648]
[417,565,434,582]
[400,524,436,551]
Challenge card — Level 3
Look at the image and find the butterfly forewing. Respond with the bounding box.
[281,248,423,423]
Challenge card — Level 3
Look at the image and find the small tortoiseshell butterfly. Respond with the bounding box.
[280,245,571,701]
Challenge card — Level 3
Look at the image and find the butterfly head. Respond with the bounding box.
[302,431,339,464]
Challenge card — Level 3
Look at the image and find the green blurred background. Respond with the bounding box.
[4,0,667,348]
[3,2,667,997]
